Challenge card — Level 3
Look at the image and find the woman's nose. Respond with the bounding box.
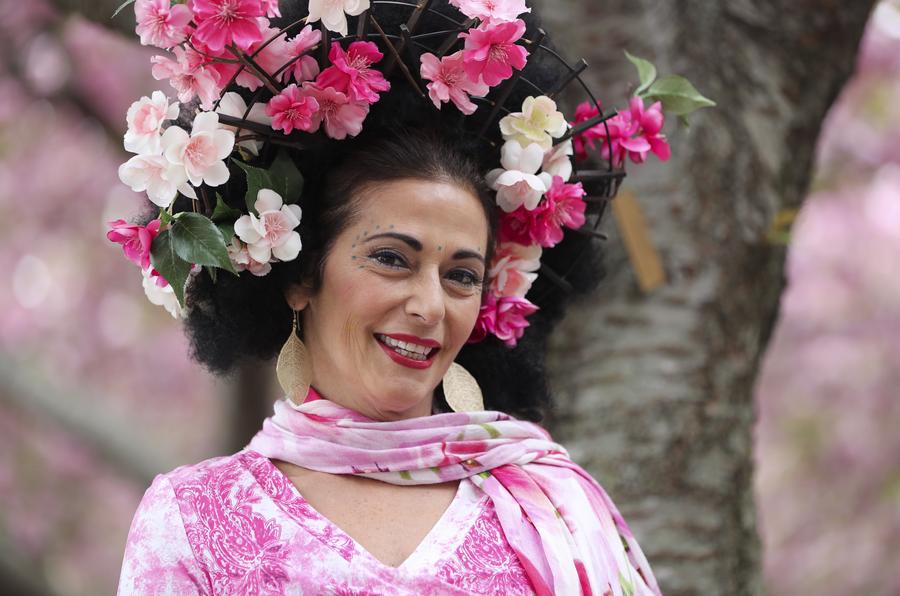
[405,269,445,324]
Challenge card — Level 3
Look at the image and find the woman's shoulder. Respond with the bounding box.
[156,448,266,491]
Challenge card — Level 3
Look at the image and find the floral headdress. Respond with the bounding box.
[108,0,712,346]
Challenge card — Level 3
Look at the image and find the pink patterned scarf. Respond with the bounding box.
[247,389,660,596]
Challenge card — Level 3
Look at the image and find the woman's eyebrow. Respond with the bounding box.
[364,232,485,265]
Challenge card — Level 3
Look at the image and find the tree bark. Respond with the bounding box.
[533,1,875,594]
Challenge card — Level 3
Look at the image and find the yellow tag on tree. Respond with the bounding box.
[611,190,666,293]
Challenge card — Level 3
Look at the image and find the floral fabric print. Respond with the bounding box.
[117,450,534,595]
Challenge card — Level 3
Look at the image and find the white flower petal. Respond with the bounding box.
[283,204,302,227]
[255,188,284,213]
[519,143,546,174]
[234,215,262,244]
[202,160,230,187]
[192,111,220,135]
[272,232,302,261]
[177,182,197,200]
[213,129,235,160]
[161,126,189,163]
[500,140,523,171]
[248,242,272,264]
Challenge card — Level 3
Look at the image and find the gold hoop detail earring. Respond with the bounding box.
[443,362,484,412]
[276,310,312,408]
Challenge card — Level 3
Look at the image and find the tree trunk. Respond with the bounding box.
[532,1,876,594]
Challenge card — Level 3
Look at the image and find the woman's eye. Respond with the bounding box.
[448,269,481,287]
[370,250,407,269]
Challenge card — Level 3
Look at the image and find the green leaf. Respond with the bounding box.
[211,193,242,222]
[625,50,657,96]
[233,159,274,213]
[150,230,191,307]
[641,74,716,116]
[111,0,137,18]
[170,212,237,274]
[267,150,305,204]
[159,208,173,227]
[216,222,235,244]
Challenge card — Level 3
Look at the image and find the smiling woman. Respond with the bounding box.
[114,1,663,594]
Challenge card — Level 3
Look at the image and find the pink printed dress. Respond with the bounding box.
[117,449,534,595]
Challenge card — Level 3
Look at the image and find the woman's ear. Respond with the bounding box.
[284,281,314,312]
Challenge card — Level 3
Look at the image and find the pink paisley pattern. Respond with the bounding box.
[118,449,535,595]
[437,499,534,594]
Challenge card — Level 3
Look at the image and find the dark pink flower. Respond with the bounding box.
[315,41,390,104]
[302,83,369,139]
[190,0,265,52]
[468,292,538,347]
[499,176,587,248]
[134,0,193,49]
[420,51,489,115]
[107,219,162,270]
[571,98,671,166]
[460,19,528,88]
[266,84,320,134]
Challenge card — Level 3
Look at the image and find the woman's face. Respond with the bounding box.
[286,178,489,421]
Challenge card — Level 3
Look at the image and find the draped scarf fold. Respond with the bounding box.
[247,390,660,596]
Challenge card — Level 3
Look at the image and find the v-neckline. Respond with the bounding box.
[258,455,484,572]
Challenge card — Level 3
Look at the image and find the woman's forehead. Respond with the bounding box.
[349,179,489,249]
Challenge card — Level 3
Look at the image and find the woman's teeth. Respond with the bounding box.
[376,334,434,361]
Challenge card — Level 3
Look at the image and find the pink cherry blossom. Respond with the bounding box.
[486,140,551,212]
[134,0,193,49]
[151,46,222,110]
[571,98,671,166]
[260,0,280,17]
[468,291,538,347]
[500,176,586,248]
[420,51,489,115]
[124,90,180,154]
[118,153,193,207]
[162,112,235,187]
[489,241,542,298]
[227,237,272,275]
[449,0,530,23]
[316,41,390,104]
[226,22,295,91]
[571,101,602,161]
[107,219,162,270]
[307,0,371,37]
[302,83,369,139]
[283,25,323,84]
[460,19,528,87]
[234,189,303,263]
[190,0,265,52]
[266,84,320,134]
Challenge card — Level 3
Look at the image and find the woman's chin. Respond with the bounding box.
[364,380,437,419]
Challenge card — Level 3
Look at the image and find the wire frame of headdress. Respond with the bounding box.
[213,0,625,296]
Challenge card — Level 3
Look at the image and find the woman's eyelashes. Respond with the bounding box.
[366,249,483,288]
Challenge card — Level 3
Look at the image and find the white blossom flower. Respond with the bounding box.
[486,141,552,212]
[215,92,272,156]
[124,91,180,155]
[162,111,234,187]
[542,138,573,182]
[118,154,194,207]
[141,267,182,318]
[234,189,303,263]
[307,0,370,36]
[499,96,568,150]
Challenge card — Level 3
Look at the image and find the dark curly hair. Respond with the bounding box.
[178,1,607,421]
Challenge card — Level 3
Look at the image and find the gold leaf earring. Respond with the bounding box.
[276,310,312,408]
[443,362,484,412]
